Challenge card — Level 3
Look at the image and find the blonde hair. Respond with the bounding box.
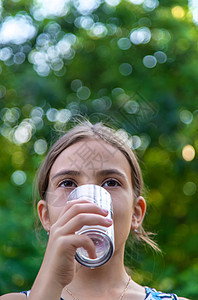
[36,120,160,252]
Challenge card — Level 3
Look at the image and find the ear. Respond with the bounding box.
[131,196,146,230]
[37,200,51,232]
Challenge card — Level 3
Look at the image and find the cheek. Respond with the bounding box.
[111,189,134,235]
[46,190,68,225]
[112,198,133,225]
[47,187,69,207]
[47,205,62,225]
[113,202,133,246]
[111,189,133,213]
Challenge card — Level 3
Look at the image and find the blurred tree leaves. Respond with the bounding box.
[0,0,198,299]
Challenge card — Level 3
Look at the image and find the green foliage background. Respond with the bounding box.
[0,0,198,299]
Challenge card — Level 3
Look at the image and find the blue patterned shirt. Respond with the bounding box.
[21,287,178,299]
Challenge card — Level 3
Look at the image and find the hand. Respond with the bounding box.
[41,199,112,288]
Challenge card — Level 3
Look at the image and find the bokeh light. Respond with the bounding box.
[119,63,132,76]
[143,55,157,68]
[46,108,58,122]
[74,0,101,15]
[152,28,171,49]
[89,23,108,38]
[116,129,132,148]
[0,47,13,61]
[77,86,91,100]
[189,0,198,24]
[117,38,131,50]
[124,100,139,114]
[32,0,104,20]
[34,139,48,155]
[45,108,71,123]
[171,6,185,19]
[0,86,6,98]
[92,99,107,111]
[13,52,26,64]
[0,124,11,139]
[32,0,70,20]
[2,108,20,124]
[139,134,151,151]
[180,110,193,124]
[105,0,121,6]
[154,51,167,64]
[75,16,94,30]
[143,0,159,11]
[28,32,76,76]
[56,109,71,123]
[183,181,197,196]
[30,107,44,119]
[128,0,144,4]
[182,145,195,161]
[71,79,83,92]
[132,135,141,149]
[11,170,26,186]
[14,120,34,144]
[0,14,36,44]
[0,0,2,16]
[112,87,125,98]
[130,27,151,45]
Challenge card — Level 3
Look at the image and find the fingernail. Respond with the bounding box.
[102,209,109,214]
[105,218,113,224]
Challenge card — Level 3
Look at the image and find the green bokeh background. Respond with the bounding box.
[0,1,198,299]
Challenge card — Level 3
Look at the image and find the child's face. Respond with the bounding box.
[40,138,145,252]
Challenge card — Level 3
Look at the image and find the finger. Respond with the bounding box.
[58,199,97,218]
[67,234,97,259]
[56,202,109,227]
[58,213,113,235]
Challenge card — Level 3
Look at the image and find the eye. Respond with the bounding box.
[58,179,77,188]
[102,179,120,187]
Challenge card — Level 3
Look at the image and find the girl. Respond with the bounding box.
[2,121,189,300]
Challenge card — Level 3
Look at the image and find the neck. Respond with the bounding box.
[65,250,129,296]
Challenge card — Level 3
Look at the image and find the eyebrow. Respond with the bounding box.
[51,169,127,182]
[96,169,127,180]
[51,170,81,182]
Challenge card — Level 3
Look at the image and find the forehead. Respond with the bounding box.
[50,138,131,178]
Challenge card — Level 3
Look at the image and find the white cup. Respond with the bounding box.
[67,184,114,268]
